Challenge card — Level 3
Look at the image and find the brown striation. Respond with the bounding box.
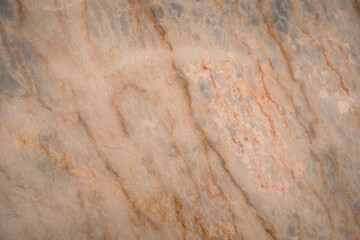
[1,0,359,239]
[129,0,173,52]
[172,59,277,239]
[258,0,319,143]
[76,111,160,231]
[267,58,313,144]
[299,28,350,97]
[173,196,187,240]
[15,0,24,26]
[322,53,350,96]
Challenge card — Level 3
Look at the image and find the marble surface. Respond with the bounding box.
[0,0,360,239]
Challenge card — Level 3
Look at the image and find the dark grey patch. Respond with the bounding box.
[319,0,327,13]
[212,28,223,44]
[170,2,184,17]
[239,1,260,26]
[119,14,129,35]
[339,227,352,240]
[351,78,358,91]
[0,28,17,69]
[308,121,314,137]
[244,95,254,111]
[321,152,336,175]
[86,21,100,39]
[274,0,292,19]
[34,157,55,189]
[0,69,19,92]
[355,199,360,212]
[150,5,164,21]
[198,79,214,102]
[205,16,215,28]
[226,124,236,136]
[291,213,300,225]
[192,9,200,19]
[335,124,345,136]
[272,0,292,33]
[301,0,314,14]
[329,146,338,156]
[37,157,54,175]
[293,41,302,53]
[250,16,259,26]
[287,225,296,237]
[192,33,200,42]
[40,133,63,157]
[273,12,288,33]
[87,1,103,22]
[240,2,247,11]
[240,1,252,15]
[9,39,38,66]
[175,66,187,80]
[205,12,222,28]
[349,43,358,58]
[101,2,122,39]
[0,0,14,20]
[0,30,20,92]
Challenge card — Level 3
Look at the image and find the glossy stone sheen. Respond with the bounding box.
[0,0,360,239]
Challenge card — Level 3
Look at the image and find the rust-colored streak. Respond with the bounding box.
[220,224,232,240]
[112,97,130,137]
[267,58,312,144]
[290,98,312,144]
[202,133,277,240]
[129,0,173,52]
[323,53,350,96]
[17,137,51,157]
[310,149,358,237]
[310,150,337,204]
[325,36,352,66]
[258,0,317,144]
[171,61,193,112]
[106,163,160,231]
[300,28,350,97]
[1,26,63,119]
[258,0,294,78]
[328,150,360,228]
[171,60,277,240]
[77,191,95,239]
[173,196,187,240]
[201,62,220,100]
[116,108,130,137]
[76,112,160,231]
[82,1,103,63]
[216,0,293,142]
[15,0,25,26]
[38,143,51,157]
[308,186,334,238]
[354,0,360,18]
[194,217,211,239]
[249,92,277,139]
[257,61,292,135]
[205,161,244,240]
[0,166,12,182]
[169,119,201,202]
[140,157,164,186]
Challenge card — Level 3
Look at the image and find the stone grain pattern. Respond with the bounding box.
[0,0,360,239]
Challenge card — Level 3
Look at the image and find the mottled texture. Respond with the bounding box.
[0,0,360,239]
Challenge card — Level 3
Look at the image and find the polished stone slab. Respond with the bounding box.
[0,0,360,239]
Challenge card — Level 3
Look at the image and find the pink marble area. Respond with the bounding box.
[0,0,360,239]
